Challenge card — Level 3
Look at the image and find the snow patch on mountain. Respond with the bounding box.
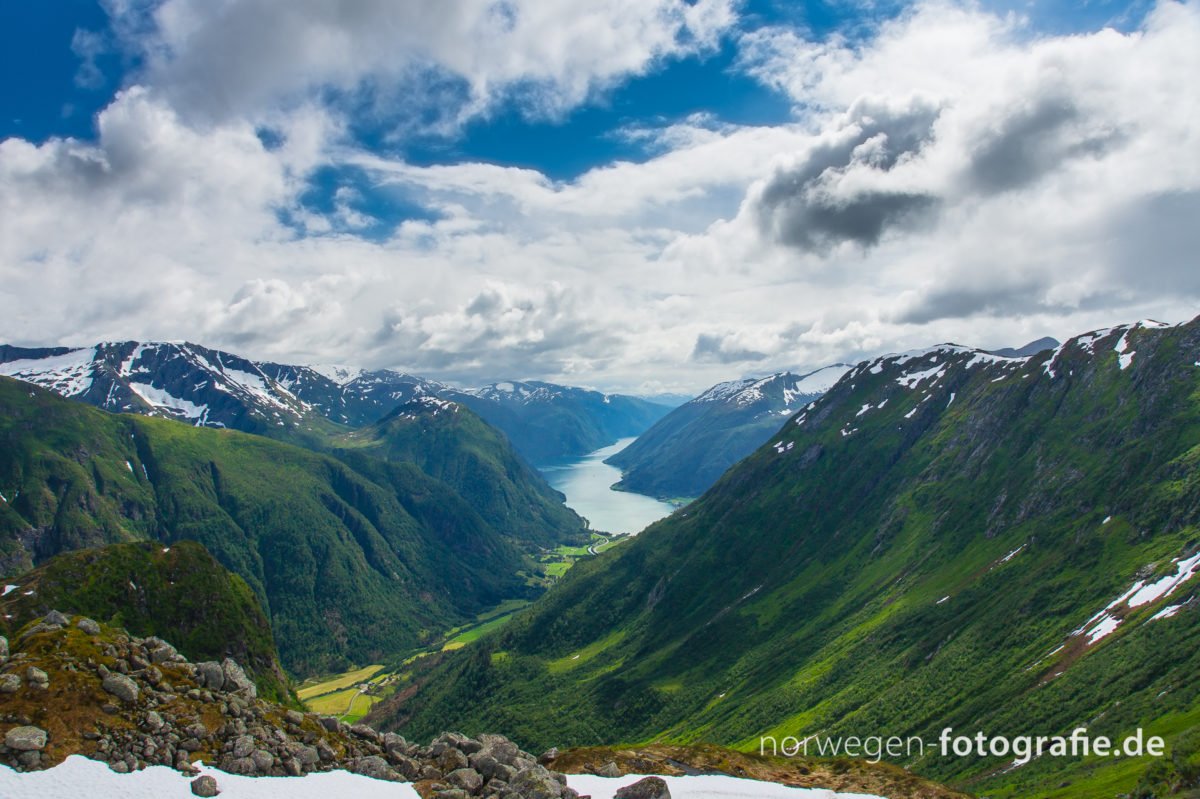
[128,381,208,421]
[1071,551,1200,646]
[0,347,97,396]
[308,364,365,385]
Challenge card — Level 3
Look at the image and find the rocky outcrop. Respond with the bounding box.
[0,611,583,799]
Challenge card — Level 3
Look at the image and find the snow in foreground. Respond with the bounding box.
[0,756,887,799]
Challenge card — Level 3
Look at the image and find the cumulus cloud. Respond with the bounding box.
[751,96,943,252]
[103,0,737,127]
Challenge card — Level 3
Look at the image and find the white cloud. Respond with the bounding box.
[107,0,738,127]
[2,1,1198,395]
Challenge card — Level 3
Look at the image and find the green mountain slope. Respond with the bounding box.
[374,318,1200,797]
[0,376,533,675]
[606,366,849,499]
[0,540,292,702]
[333,396,586,549]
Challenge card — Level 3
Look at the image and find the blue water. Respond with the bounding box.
[540,438,676,535]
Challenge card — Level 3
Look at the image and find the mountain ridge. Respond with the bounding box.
[604,364,851,499]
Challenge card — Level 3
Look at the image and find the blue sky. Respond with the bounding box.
[0,0,1195,392]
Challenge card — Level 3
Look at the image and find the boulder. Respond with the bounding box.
[439,747,470,772]
[0,673,21,693]
[614,777,671,799]
[0,634,8,662]
[251,749,275,773]
[76,618,101,635]
[349,755,398,781]
[221,658,256,698]
[195,662,225,691]
[43,610,70,626]
[595,762,621,778]
[231,735,256,759]
[508,767,565,799]
[101,672,139,703]
[26,666,49,689]
[447,767,485,794]
[191,775,220,796]
[4,726,48,751]
[538,748,560,765]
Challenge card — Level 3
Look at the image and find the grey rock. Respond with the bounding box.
[221,658,256,698]
[459,738,484,756]
[447,767,485,794]
[76,617,101,635]
[470,753,501,779]
[195,662,225,691]
[296,746,320,766]
[231,735,256,759]
[284,709,304,726]
[0,634,8,661]
[144,710,165,732]
[43,610,70,626]
[251,749,275,773]
[110,760,130,774]
[491,763,517,784]
[596,762,621,778]
[614,777,671,799]
[509,768,565,799]
[0,673,21,693]
[539,748,560,765]
[389,754,423,780]
[436,791,471,799]
[350,755,398,781]
[147,639,179,664]
[5,726,48,751]
[318,716,340,733]
[26,666,49,688]
[21,622,62,640]
[284,756,302,776]
[350,723,381,743]
[439,747,471,772]
[18,751,41,768]
[102,672,139,703]
[191,775,220,796]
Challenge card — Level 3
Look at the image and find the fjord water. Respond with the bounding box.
[540,437,676,534]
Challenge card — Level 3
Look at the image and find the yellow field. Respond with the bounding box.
[298,664,384,701]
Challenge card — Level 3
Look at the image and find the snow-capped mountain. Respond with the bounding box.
[605,364,852,499]
[0,342,319,434]
[0,342,453,437]
[0,343,671,463]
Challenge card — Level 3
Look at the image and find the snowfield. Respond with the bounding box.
[0,759,889,799]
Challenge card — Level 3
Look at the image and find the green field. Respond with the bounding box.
[297,664,384,701]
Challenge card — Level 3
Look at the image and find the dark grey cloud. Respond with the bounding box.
[754,98,943,253]
[894,281,1051,325]
[691,333,767,364]
[967,97,1125,194]
[1107,190,1200,295]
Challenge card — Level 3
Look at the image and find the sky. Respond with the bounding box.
[1,0,1197,394]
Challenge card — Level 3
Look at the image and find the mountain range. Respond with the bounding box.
[0,342,670,466]
[370,318,1200,798]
